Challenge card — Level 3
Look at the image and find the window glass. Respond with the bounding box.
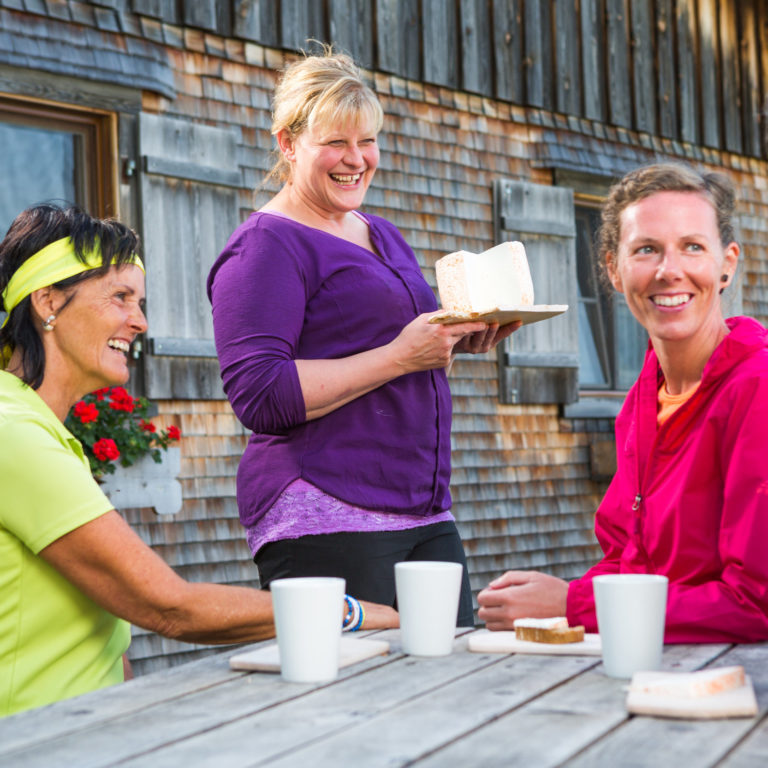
[575,202,645,390]
[0,98,114,328]
[0,123,80,236]
[614,297,648,389]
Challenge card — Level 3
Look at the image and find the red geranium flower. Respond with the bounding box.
[140,419,157,433]
[93,387,110,401]
[109,386,135,413]
[73,400,99,423]
[93,438,120,462]
[167,425,181,441]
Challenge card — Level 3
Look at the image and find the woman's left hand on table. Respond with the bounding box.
[360,601,399,629]
[476,570,569,631]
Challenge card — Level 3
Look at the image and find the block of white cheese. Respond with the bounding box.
[628,666,746,699]
[625,665,758,718]
[435,241,534,315]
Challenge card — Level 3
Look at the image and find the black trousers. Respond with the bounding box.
[255,521,475,626]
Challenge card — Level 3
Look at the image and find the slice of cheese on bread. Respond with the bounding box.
[513,617,585,644]
[435,241,534,315]
[628,666,746,699]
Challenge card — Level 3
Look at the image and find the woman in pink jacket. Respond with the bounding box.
[478,163,768,642]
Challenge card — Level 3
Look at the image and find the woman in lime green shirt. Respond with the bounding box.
[0,204,397,716]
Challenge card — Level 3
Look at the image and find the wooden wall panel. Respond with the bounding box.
[759,1,768,157]
[110,0,768,160]
[580,0,607,122]
[605,0,632,128]
[460,0,492,95]
[232,0,279,46]
[740,0,762,158]
[698,0,722,149]
[630,0,656,135]
[677,0,700,144]
[328,0,374,69]
[491,0,524,103]
[524,0,553,109]
[376,0,421,80]
[554,0,580,115]
[131,0,177,22]
[182,0,217,32]
[280,0,327,53]
[422,0,460,87]
[720,0,743,153]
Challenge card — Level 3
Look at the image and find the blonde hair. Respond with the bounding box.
[266,45,384,185]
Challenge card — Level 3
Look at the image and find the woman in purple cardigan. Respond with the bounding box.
[207,49,515,625]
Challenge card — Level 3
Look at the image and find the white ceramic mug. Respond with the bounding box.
[270,576,345,683]
[394,561,463,657]
[593,573,668,678]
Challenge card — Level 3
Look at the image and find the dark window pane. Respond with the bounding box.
[575,207,601,298]
[614,296,648,389]
[0,123,79,237]
[575,202,644,391]
[578,300,609,387]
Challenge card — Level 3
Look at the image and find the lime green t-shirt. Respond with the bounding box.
[0,371,130,716]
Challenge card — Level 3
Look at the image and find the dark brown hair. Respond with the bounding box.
[0,203,140,388]
[597,163,736,282]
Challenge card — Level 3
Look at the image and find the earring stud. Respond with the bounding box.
[721,274,729,283]
[42,314,56,331]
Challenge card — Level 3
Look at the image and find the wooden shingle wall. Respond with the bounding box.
[1,1,767,674]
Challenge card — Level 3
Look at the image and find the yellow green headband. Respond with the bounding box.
[1,236,145,332]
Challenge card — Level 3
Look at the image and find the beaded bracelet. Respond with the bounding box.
[342,594,363,632]
[351,600,365,632]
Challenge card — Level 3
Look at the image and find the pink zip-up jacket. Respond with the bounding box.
[567,316,768,642]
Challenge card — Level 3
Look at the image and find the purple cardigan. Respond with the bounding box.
[207,211,453,529]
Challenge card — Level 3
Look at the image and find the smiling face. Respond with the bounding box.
[279,118,379,216]
[43,264,147,396]
[607,191,739,350]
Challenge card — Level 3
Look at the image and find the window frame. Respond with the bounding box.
[0,94,119,220]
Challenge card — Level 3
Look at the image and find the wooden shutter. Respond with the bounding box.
[494,179,579,404]
[138,113,241,399]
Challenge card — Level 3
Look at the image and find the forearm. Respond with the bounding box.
[41,512,276,644]
[149,582,275,644]
[42,511,397,646]
[297,314,492,419]
[296,344,404,420]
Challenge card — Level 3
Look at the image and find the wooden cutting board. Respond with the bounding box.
[468,629,602,656]
[429,304,568,327]
[229,636,390,673]
[626,675,758,719]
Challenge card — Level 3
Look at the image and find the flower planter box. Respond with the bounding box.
[101,446,182,515]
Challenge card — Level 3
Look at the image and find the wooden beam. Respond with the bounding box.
[630,0,656,135]
[698,0,722,150]
[656,0,678,138]
[606,0,632,127]
[580,0,607,121]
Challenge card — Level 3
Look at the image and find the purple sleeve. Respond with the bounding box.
[208,226,307,432]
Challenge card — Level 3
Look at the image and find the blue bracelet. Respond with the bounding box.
[350,598,364,632]
[342,594,355,629]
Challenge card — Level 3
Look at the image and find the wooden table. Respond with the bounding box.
[2,629,767,767]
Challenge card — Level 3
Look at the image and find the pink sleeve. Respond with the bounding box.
[566,476,627,631]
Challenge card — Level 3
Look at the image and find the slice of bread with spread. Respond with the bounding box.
[513,617,585,644]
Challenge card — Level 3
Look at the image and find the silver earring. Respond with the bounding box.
[42,314,56,331]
